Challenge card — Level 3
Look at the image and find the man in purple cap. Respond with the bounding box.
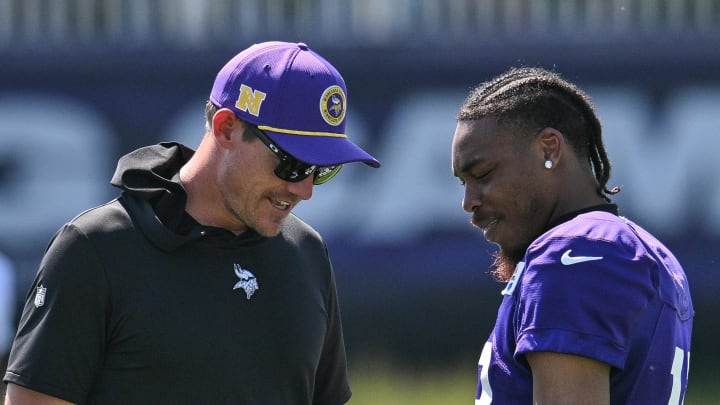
[4,41,378,404]
[451,67,693,404]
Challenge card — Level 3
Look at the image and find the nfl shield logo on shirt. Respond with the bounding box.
[34,284,47,308]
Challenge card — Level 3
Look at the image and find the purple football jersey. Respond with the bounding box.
[476,210,693,404]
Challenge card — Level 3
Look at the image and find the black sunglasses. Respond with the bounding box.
[249,125,342,185]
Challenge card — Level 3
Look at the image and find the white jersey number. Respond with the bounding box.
[476,341,493,405]
[668,346,690,405]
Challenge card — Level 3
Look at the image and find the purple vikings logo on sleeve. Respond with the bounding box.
[320,85,346,126]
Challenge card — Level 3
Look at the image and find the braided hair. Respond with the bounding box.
[458,67,620,201]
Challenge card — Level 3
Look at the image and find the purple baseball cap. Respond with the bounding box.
[210,41,380,168]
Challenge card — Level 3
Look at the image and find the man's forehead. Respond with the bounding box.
[452,119,515,171]
[453,119,509,151]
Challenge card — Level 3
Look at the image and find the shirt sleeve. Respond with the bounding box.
[312,262,351,405]
[514,237,656,369]
[4,224,110,403]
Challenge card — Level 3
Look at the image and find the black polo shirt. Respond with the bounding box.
[4,143,351,404]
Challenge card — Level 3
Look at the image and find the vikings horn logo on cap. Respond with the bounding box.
[320,85,346,126]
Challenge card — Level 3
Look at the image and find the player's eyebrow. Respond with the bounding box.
[454,156,485,178]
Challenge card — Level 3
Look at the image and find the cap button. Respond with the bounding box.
[297,42,308,50]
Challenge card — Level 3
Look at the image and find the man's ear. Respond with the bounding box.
[536,127,564,165]
[211,108,239,145]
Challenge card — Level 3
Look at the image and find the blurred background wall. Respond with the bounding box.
[1,0,719,402]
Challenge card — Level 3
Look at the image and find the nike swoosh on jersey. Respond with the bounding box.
[560,249,603,265]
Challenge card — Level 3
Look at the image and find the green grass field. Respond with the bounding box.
[348,361,474,405]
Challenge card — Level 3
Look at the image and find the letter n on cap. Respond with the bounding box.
[235,84,267,117]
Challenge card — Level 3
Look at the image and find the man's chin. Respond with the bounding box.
[252,218,285,238]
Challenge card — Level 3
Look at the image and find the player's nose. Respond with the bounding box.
[462,186,482,213]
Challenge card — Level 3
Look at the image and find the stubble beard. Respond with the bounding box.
[490,194,542,282]
[221,193,285,238]
[235,205,285,238]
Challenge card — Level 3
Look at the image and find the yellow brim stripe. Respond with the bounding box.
[258,125,347,138]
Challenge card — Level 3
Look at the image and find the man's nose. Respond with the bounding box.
[462,187,481,213]
[288,175,314,200]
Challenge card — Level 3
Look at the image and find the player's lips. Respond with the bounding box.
[471,215,499,232]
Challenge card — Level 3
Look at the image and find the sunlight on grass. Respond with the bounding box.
[348,359,476,405]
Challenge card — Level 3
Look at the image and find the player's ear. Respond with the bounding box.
[211,108,238,145]
[536,127,563,165]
